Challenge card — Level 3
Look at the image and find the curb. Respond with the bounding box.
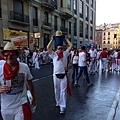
[107,86,120,120]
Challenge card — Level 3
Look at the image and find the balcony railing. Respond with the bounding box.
[43,21,51,27]
[10,11,29,24]
[33,18,38,26]
[41,0,56,11]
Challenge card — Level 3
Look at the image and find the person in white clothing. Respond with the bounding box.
[47,30,72,114]
[74,46,92,87]
[89,46,97,75]
[0,42,36,120]
[71,50,79,84]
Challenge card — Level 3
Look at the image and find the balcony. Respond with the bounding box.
[60,26,68,34]
[33,18,38,26]
[41,0,56,12]
[41,21,52,30]
[9,11,29,25]
[59,7,72,19]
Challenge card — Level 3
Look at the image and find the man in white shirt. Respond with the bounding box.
[47,31,72,114]
[74,46,92,87]
[89,46,97,75]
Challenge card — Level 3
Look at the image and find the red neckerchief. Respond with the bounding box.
[80,50,86,53]
[4,61,19,80]
[56,52,63,59]
[0,56,3,60]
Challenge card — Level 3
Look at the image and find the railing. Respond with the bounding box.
[43,21,51,27]
[10,11,29,23]
[41,0,57,9]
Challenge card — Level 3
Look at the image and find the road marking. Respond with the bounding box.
[33,75,53,82]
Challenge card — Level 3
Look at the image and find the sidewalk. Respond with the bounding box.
[107,86,120,120]
[113,86,120,120]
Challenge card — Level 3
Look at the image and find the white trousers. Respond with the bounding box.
[101,58,107,71]
[1,105,24,120]
[53,75,67,110]
[89,58,96,73]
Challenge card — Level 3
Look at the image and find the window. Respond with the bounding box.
[103,37,106,40]
[90,27,93,39]
[61,0,63,7]
[54,15,57,30]
[68,0,71,9]
[90,9,93,23]
[79,0,83,17]
[108,32,110,35]
[104,32,105,36]
[103,41,106,44]
[44,11,48,22]
[61,19,65,27]
[0,0,1,18]
[85,5,89,21]
[13,0,23,14]
[80,21,83,37]
[74,18,77,36]
[90,0,93,7]
[33,6,38,26]
[108,41,110,44]
[85,24,88,38]
[69,22,71,34]
[74,0,77,14]
[86,0,89,4]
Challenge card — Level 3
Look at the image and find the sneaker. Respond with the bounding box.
[60,110,65,114]
[87,83,92,87]
[74,82,80,87]
[56,103,59,107]
[60,107,65,114]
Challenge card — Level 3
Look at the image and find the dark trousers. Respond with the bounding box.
[72,64,78,80]
[76,66,90,84]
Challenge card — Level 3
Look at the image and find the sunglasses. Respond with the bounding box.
[3,52,17,57]
[57,47,63,50]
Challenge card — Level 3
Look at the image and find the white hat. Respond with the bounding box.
[1,42,20,55]
[55,30,62,36]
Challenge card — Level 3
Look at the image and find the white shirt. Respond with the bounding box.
[72,56,79,64]
[78,52,87,67]
[89,49,97,58]
[49,50,70,74]
[0,62,33,110]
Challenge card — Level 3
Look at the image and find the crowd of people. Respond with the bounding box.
[1,30,120,119]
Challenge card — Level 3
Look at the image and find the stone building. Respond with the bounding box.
[0,0,96,50]
[95,23,120,50]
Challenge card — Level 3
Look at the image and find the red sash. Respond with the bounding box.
[22,103,32,120]
[66,74,72,96]
[4,62,19,80]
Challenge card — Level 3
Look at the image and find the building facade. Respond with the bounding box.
[95,23,120,50]
[0,0,96,50]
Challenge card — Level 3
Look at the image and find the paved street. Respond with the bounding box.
[31,64,120,120]
[0,64,120,120]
